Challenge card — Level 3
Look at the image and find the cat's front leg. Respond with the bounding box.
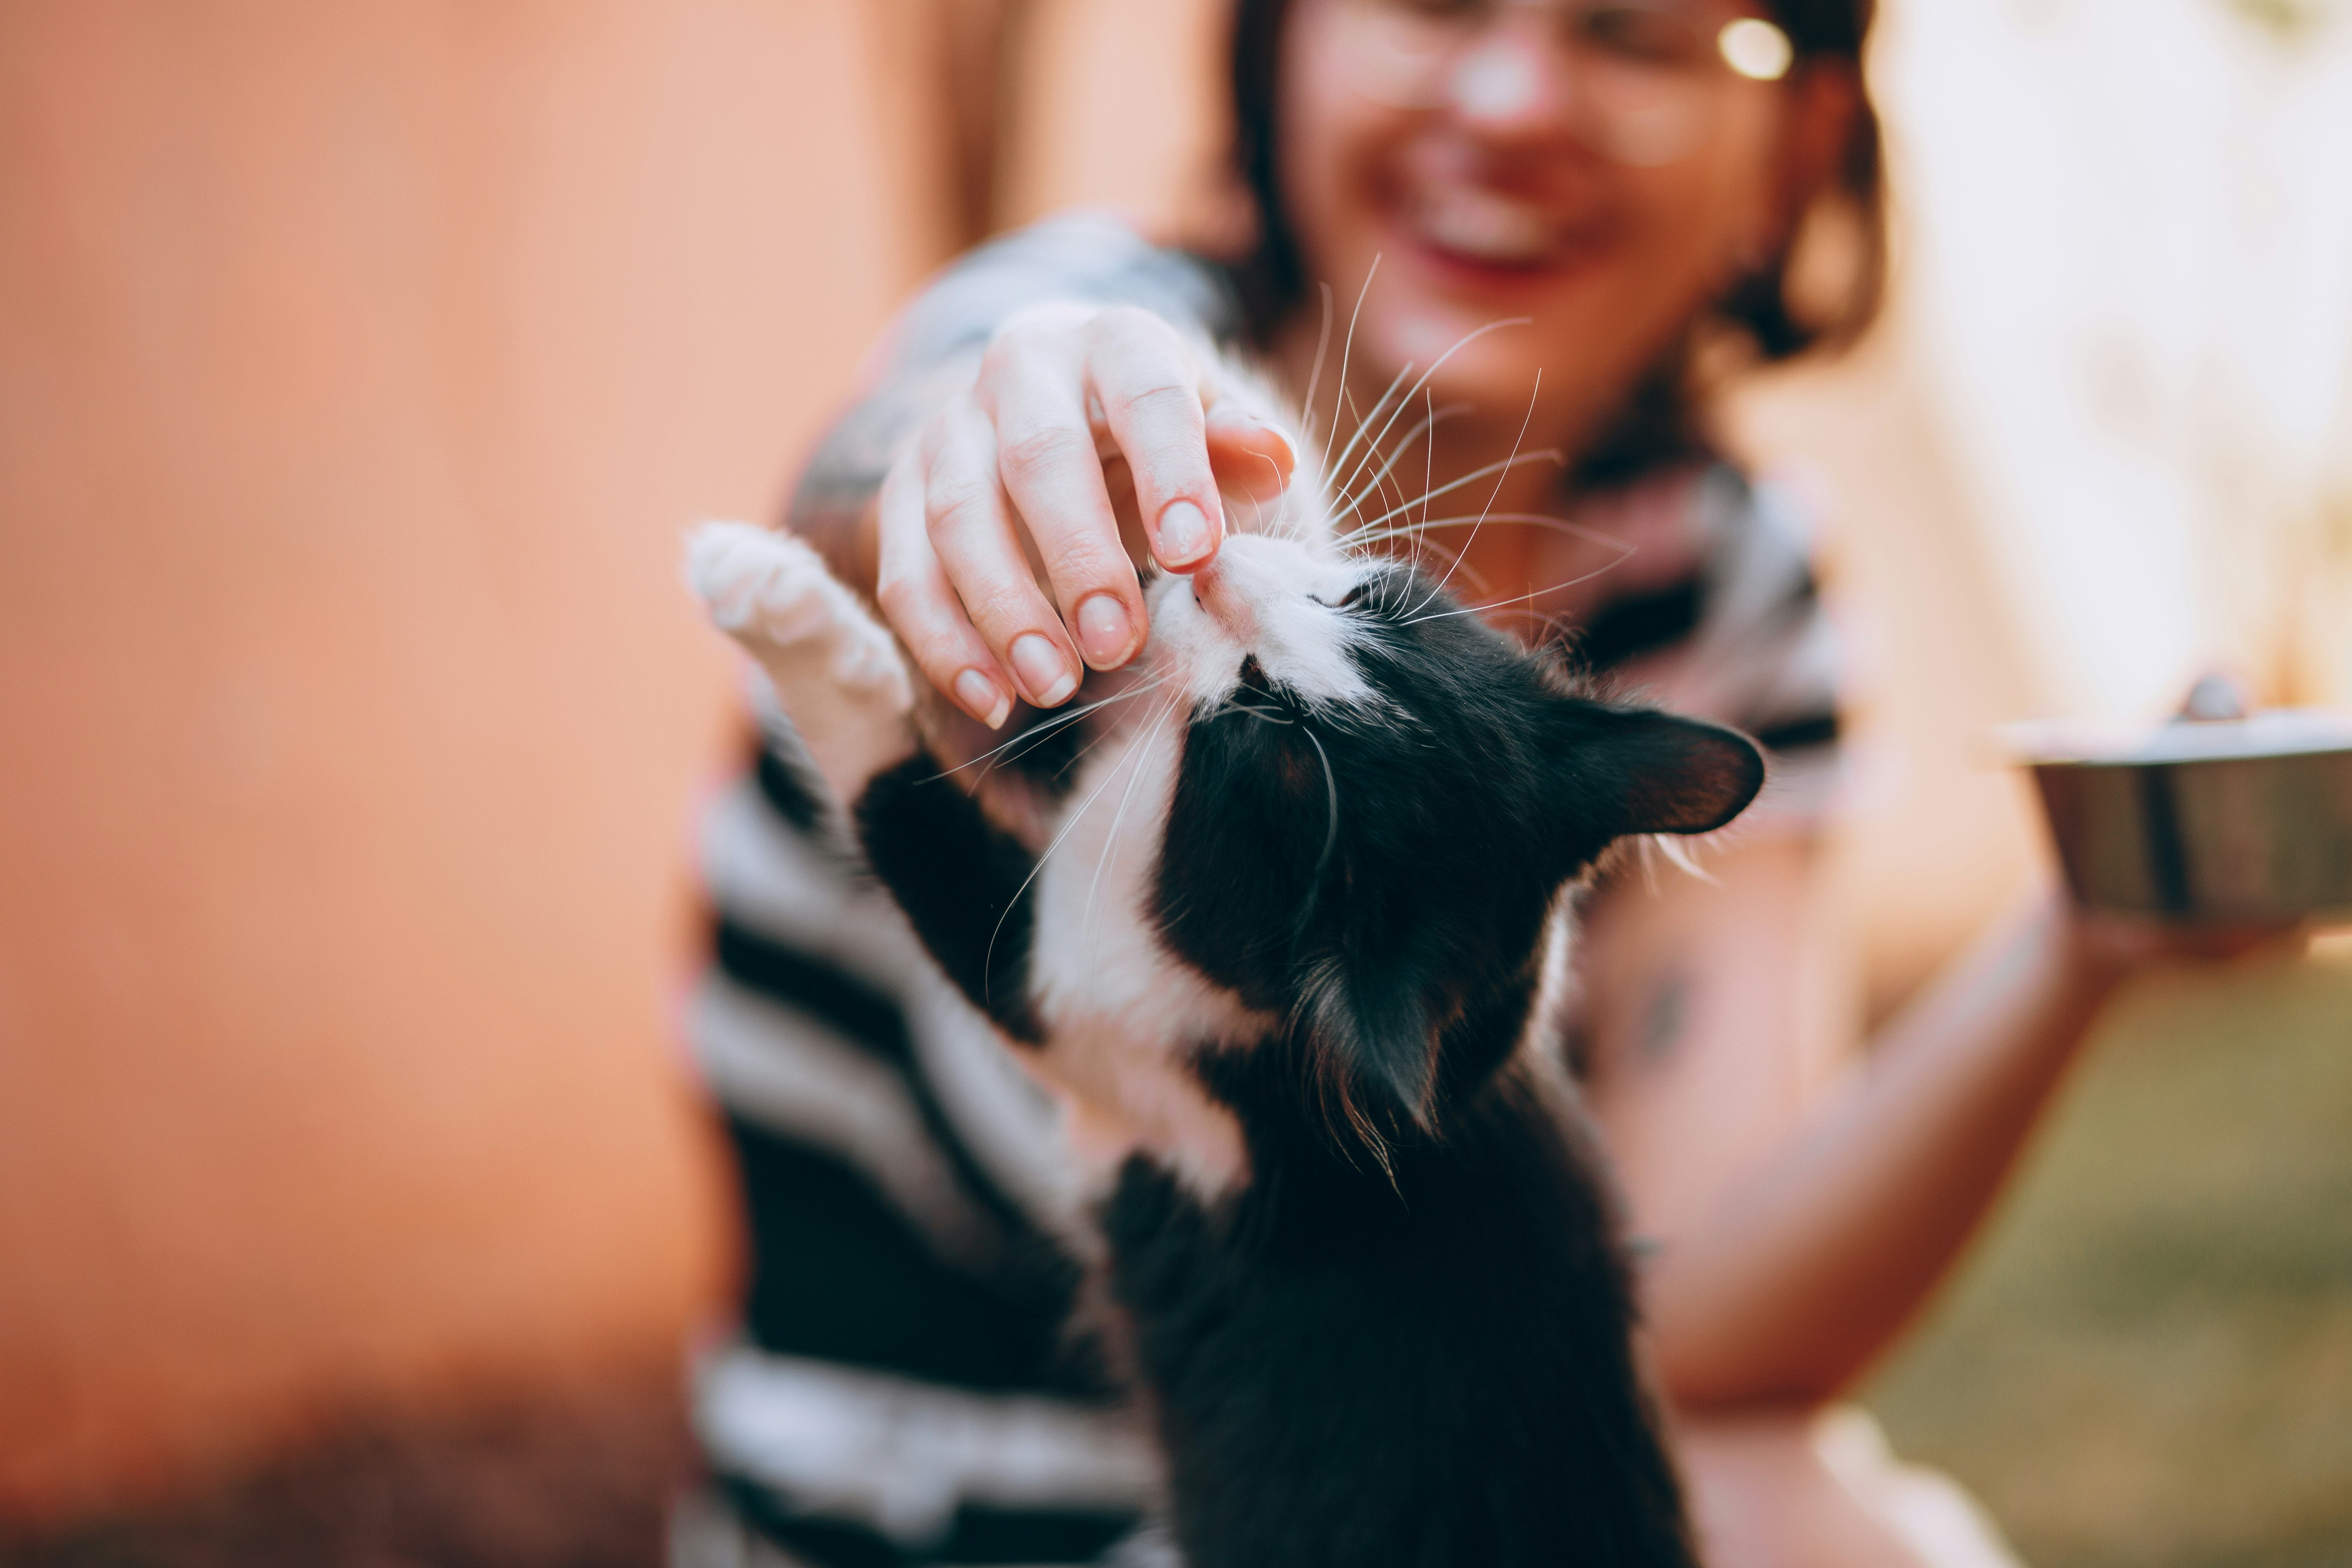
[687,522,917,808]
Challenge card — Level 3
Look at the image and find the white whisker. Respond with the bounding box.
[1081,690,1185,959]
[1327,255,1381,461]
[1369,531,1488,598]
[1411,371,1541,618]
[1649,832,1717,885]
[1351,451,1565,535]
[1346,511,1633,552]
[1326,363,1415,513]
[1297,725,1341,917]
[1326,364,1417,508]
[1328,318,1532,527]
[937,675,1176,781]
[1415,387,1439,546]
[1298,281,1335,451]
[1400,554,1636,627]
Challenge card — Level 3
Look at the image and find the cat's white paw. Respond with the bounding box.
[687,521,918,807]
[687,522,911,713]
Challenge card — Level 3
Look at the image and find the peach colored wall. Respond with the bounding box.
[0,0,960,1525]
[995,0,1234,241]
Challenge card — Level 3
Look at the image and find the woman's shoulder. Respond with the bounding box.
[885,211,1244,371]
[1575,461,1845,822]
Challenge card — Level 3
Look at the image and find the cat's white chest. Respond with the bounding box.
[1024,722,1265,1202]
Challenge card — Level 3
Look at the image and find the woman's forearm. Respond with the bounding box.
[1643,895,2123,1407]
[785,366,957,593]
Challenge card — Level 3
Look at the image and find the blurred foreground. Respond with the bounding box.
[6,949,2345,1567]
[1,1369,687,1568]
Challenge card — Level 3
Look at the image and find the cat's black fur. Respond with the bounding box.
[845,555,1761,1566]
[859,752,1046,1044]
[1108,1050,1686,1566]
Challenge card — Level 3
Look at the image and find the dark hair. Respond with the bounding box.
[1223,0,1884,480]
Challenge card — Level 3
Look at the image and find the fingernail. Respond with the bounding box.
[954,668,1011,729]
[1010,632,1077,707]
[1074,594,1133,668]
[1159,499,1213,565]
[1255,418,1295,466]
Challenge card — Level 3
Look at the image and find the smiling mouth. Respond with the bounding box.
[1408,187,1598,273]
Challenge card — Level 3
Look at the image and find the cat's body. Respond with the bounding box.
[688,375,1760,1564]
[1106,1050,1690,1565]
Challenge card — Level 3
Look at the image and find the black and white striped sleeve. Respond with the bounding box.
[677,712,1164,1566]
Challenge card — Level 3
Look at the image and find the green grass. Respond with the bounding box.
[1865,950,2352,1568]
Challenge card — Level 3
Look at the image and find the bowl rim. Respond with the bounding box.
[2001,707,2352,769]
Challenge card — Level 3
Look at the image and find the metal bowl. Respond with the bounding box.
[2007,709,2352,924]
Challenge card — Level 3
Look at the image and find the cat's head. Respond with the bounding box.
[974,523,1762,1159]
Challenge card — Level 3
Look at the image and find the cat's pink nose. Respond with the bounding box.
[1188,560,1257,640]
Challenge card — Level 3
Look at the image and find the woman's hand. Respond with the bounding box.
[2059,900,2312,984]
[874,302,1295,729]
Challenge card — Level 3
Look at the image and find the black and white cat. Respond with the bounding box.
[687,383,1761,1565]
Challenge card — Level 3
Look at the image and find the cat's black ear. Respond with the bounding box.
[1549,700,1767,839]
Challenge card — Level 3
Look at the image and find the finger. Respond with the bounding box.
[979,340,1150,670]
[876,444,1014,729]
[1206,399,1297,510]
[922,401,1086,709]
[1082,307,1227,573]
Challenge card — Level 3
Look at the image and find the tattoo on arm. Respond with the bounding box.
[1637,970,1691,1067]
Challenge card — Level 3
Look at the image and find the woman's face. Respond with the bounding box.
[1277,0,1829,456]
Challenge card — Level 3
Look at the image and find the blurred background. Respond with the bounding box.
[1,0,2348,1563]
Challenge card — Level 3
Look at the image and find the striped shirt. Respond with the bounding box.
[671,215,1841,1568]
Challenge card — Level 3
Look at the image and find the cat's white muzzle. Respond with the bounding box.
[1145,534,1373,713]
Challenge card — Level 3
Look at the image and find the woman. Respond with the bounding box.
[674,3,2242,1564]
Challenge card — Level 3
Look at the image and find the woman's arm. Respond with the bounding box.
[1574,835,1854,1254]
[1580,837,2050,1409]
[1580,840,2128,1408]
[1637,883,2121,1408]
[1586,839,2292,1409]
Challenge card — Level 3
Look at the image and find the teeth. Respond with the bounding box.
[1416,190,1556,265]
